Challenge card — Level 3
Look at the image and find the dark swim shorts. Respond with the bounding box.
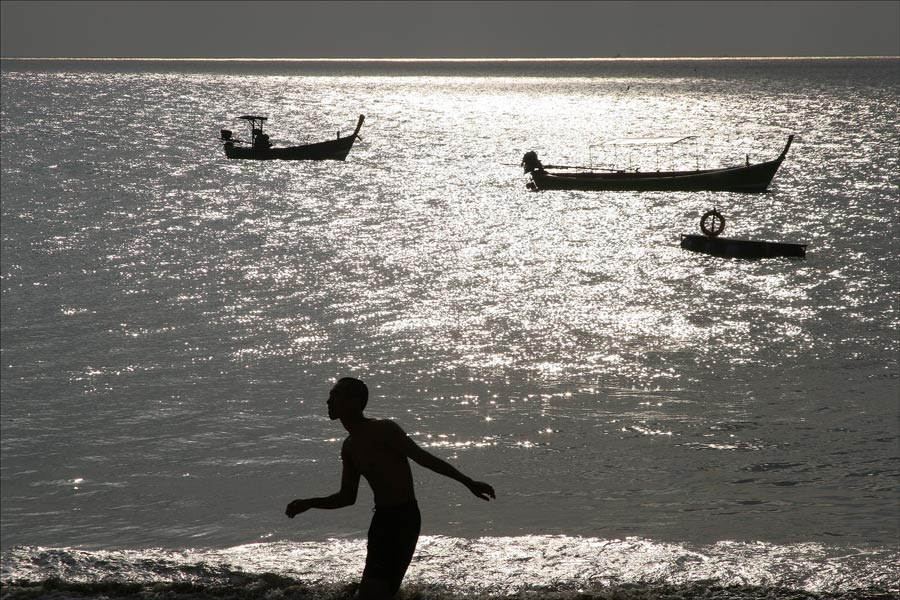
[363,501,421,594]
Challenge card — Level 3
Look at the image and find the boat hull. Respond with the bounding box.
[680,234,806,259]
[224,134,358,161]
[530,159,784,192]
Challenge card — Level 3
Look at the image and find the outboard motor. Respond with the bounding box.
[220,129,233,141]
[521,151,544,174]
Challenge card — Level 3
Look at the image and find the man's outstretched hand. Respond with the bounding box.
[285,499,310,518]
[467,480,496,501]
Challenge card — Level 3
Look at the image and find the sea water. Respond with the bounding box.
[1,58,898,598]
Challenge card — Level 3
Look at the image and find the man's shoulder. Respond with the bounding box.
[346,419,410,446]
[345,418,406,437]
[360,418,412,444]
[371,418,408,434]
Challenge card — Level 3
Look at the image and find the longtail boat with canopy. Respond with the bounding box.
[221,114,364,161]
[522,135,793,192]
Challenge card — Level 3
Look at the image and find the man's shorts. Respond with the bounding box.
[363,501,421,594]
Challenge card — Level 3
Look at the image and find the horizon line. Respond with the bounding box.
[3,55,898,61]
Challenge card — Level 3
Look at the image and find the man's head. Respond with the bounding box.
[327,377,368,420]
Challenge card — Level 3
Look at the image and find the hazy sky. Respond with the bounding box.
[1,0,898,59]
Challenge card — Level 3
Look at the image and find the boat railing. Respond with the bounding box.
[580,161,623,172]
[589,136,701,172]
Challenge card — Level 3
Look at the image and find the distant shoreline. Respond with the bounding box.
[2,55,898,61]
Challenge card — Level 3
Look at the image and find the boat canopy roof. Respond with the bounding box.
[238,115,267,121]
[603,136,696,146]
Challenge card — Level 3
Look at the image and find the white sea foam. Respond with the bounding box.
[2,536,898,597]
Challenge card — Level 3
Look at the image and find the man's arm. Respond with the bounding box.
[285,443,361,518]
[384,421,496,501]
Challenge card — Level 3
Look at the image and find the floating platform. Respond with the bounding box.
[680,234,806,259]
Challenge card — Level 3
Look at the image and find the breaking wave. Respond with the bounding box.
[2,536,898,599]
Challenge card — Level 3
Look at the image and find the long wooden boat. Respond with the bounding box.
[221,114,364,161]
[522,135,793,192]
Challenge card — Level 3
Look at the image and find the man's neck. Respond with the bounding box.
[340,413,369,433]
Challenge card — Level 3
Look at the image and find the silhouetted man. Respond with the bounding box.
[286,377,496,599]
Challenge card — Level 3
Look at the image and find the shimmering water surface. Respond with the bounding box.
[1,58,898,597]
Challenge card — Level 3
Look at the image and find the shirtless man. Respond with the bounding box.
[285,377,496,599]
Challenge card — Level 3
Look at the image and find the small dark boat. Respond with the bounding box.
[522,135,793,192]
[680,209,806,259]
[221,114,364,160]
[680,234,806,259]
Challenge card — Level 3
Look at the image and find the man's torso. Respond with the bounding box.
[343,419,416,506]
